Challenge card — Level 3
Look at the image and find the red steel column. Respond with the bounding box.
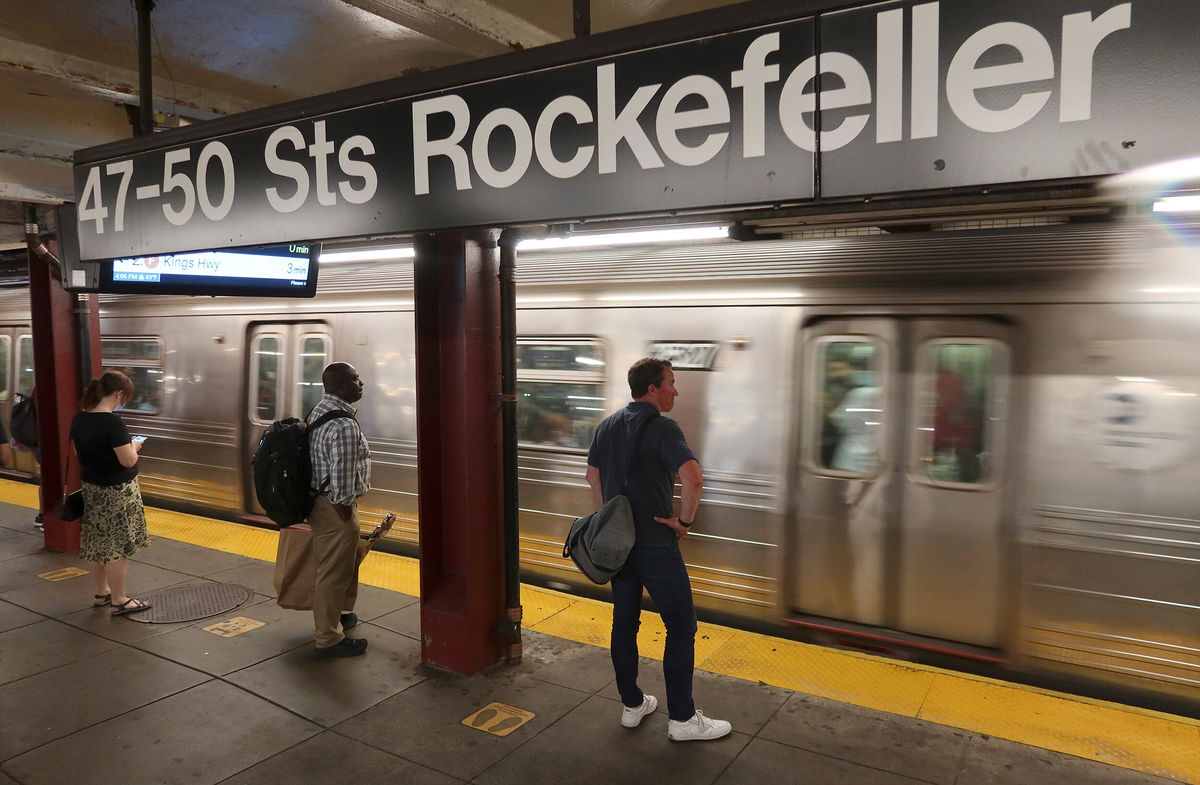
[28,241,99,552]
[414,230,504,674]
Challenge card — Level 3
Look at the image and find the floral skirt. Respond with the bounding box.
[79,479,151,564]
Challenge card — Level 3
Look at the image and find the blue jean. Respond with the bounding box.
[610,545,697,721]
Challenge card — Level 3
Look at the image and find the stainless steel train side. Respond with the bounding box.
[0,218,1196,707]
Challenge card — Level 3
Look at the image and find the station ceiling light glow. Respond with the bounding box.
[1152,195,1200,214]
[319,247,415,263]
[516,225,729,251]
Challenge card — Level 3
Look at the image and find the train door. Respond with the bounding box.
[242,322,332,514]
[792,317,1012,647]
[1,331,39,476]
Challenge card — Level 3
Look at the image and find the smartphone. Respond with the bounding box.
[131,435,148,444]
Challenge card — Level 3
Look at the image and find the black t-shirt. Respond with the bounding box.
[587,401,697,548]
[70,411,138,486]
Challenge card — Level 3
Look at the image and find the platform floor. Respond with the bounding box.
[0,489,1195,785]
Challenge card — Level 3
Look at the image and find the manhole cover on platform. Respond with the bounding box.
[123,583,253,624]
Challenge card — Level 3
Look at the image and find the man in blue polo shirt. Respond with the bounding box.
[585,357,731,742]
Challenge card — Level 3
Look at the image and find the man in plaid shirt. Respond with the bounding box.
[307,362,372,657]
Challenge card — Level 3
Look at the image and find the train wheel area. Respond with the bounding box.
[0,480,1194,785]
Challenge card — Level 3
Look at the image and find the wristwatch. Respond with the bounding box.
[679,519,692,528]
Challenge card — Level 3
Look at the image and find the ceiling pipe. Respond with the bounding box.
[24,203,62,274]
[135,0,155,136]
[573,0,590,37]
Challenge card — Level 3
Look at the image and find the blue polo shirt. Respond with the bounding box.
[587,401,697,548]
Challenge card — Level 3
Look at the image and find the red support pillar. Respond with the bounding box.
[27,238,100,553]
[414,230,505,674]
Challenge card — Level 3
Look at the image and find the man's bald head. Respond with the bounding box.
[322,362,364,403]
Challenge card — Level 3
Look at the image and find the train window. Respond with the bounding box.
[101,337,163,413]
[297,334,330,414]
[816,339,884,473]
[516,338,606,449]
[914,340,1008,485]
[0,336,9,402]
[16,335,34,396]
[251,334,282,423]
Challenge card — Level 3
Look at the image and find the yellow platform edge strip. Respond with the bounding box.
[2,478,1196,783]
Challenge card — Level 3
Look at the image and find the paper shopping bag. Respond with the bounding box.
[272,514,394,611]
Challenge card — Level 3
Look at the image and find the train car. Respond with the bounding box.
[1,213,1197,712]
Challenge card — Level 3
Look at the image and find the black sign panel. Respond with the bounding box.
[72,0,1200,260]
[99,243,319,297]
[73,20,815,260]
[819,0,1200,197]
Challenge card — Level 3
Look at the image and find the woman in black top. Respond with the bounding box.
[70,371,152,615]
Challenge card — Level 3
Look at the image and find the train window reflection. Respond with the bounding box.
[0,336,9,402]
[101,337,164,414]
[16,335,33,396]
[516,338,606,449]
[297,335,329,414]
[817,339,883,473]
[517,342,606,373]
[916,341,1006,484]
[251,335,281,423]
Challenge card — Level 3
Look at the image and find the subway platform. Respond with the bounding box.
[0,483,1195,785]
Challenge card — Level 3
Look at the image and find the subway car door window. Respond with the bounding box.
[296,334,331,414]
[914,340,1011,486]
[0,335,9,404]
[250,334,283,424]
[816,339,885,474]
[16,335,32,396]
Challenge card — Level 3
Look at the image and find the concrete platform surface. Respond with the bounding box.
[0,499,1188,785]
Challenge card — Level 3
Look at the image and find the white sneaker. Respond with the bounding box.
[668,710,732,741]
[620,694,658,728]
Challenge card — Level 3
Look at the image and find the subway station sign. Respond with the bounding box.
[73,0,1199,260]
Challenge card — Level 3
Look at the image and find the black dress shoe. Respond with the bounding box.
[315,637,368,657]
[340,612,359,630]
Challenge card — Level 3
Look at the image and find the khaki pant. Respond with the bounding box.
[308,494,360,648]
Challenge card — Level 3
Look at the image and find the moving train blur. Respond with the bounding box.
[2,209,1198,711]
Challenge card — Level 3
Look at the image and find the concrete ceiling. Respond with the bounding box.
[0,0,742,246]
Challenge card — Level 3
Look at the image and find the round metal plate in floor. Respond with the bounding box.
[122,583,254,623]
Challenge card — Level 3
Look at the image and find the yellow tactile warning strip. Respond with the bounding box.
[2,478,1198,783]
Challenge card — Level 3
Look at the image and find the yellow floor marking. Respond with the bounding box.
[38,566,89,582]
[1,481,40,508]
[2,477,1196,783]
[919,674,1200,783]
[462,702,536,737]
[700,628,936,717]
[202,616,266,637]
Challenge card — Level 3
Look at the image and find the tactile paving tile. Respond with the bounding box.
[123,583,253,624]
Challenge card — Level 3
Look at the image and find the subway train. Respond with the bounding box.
[1,213,1198,712]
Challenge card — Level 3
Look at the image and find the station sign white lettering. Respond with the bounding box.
[73,0,1199,260]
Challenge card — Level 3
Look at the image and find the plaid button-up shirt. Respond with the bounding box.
[307,394,371,506]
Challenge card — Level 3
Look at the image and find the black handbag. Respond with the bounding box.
[61,489,84,521]
[60,448,84,521]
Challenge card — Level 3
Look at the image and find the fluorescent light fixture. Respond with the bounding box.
[516,225,728,251]
[596,290,801,302]
[320,247,415,263]
[1152,195,1200,213]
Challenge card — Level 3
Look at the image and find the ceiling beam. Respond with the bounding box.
[342,0,559,57]
[0,155,74,203]
[0,37,262,121]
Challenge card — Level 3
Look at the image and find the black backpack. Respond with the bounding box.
[252,409,353,526]
[10,393,38,449]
